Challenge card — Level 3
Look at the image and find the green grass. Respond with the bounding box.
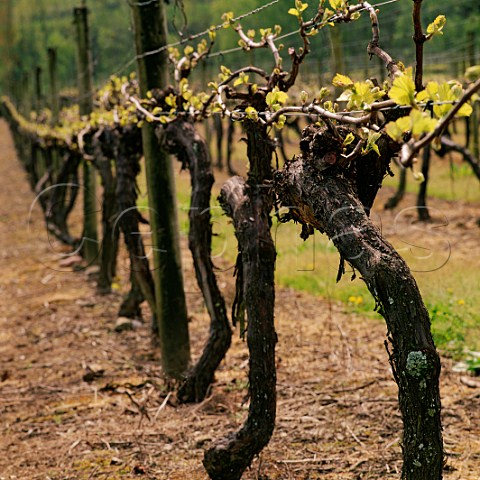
[135,137,480,359]
[384,164,480,203]
[383,130,480,203]
[415,265,480,357]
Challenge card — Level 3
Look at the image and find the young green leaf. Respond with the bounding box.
[221,11,234,28]
[184,45,194,56]
[465,65,480,81]
[208,27,217,41]
[295,0,309,12]
[329,0,345,10]
[388,74,416,106]
[362,131,382,156]
[385,116,412,142]
[332,73,354,88]
[233,72,249,87]
[385,110,437,142]
[165,93,177,107]
[274,114,287,130]
[343,132,355,147]
[412,168,425,183]
[426,15,446,40]
[266,87,289,108]
[410,109,437,137]
[245,106,258,120]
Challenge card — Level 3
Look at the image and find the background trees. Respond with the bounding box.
[1,0,478,96]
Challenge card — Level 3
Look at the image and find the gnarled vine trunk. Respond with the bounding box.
[203,122,277,480]
[275,125,443,480]
[113,127,157,326]
[91,130,120,293]
[45,148,81,246]
[159,119,232,403]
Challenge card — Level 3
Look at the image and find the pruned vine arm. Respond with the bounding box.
[412,0,426,91]
[361,2,401,78]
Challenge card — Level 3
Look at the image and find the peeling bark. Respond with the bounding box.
[203,122,276,480]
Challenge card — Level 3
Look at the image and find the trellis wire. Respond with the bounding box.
[128,99,473,121]
[71,0,282,103]
[116,0,282,73]
[71,0,402,104]
[147,0,401,62]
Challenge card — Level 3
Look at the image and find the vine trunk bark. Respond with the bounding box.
[275,125,443,479]
[114,128,156,327]
[203,122,277,480]
[93,131,120,293]
[159,119,232,403]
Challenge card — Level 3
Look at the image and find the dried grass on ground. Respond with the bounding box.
[0,120,479,480]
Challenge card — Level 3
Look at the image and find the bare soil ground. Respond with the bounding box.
[1,119,479,480]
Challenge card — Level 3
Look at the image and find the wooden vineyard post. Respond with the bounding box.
[74,4,99,265]
[132,0,190,378]
[21,72,31,118]
[472,100,480,160]
[0,0,14,93]
[467,32,479,159]
[201,62,213,164]
[47,48,60,127]
[46,49,61,174]
[329,27,345,99]
[34,66,43,113]
[33,66,47,183]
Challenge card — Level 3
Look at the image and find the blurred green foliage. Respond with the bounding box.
[0,0,478,102]
[0,0,134,94]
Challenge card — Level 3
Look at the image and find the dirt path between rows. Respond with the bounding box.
[0,119,479,479]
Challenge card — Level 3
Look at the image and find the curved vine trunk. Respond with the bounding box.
[439,135,480,180]
[114,128,157,328]
[1,99,80,246]
[46,148,81,246]
[93,131,120,293]
[160,119,232,403]
[275,126,443,480]
[118,271,144,320]
[203,122,277,480]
